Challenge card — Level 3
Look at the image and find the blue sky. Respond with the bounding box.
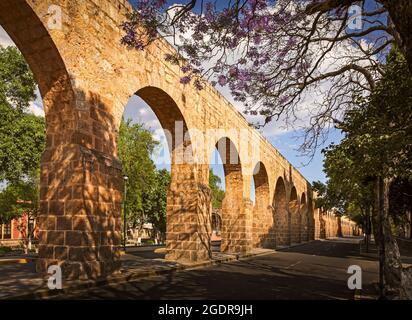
[2,0,355,198]
[123,95,342,185]
[0,7,341,198]
[123,94,341,202]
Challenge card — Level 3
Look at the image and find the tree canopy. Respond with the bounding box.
[0,46,36,111]
[0,46,44,183]
[317,48,412,239]
[117,119,172,238]
[209,168,225,208]
[0,174,40,224]
[122,0,412,154]
[0,46,44,224]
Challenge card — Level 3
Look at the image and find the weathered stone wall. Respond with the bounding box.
[0,0,345,279]
[314,209,359,240]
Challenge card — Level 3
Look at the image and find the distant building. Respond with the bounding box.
[211,209,222,241]
[0,214,38,247]
[128,223,154,245]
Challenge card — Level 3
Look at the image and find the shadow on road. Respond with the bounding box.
[278,239,377,262]
[63,239,379,300]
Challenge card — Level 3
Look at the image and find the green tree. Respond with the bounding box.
[0,46,44,183]
[118,119,159,232]
[209,169,225,209]
[0,172,40,252]
[0,46,44,234]
[321,49,412,298]
[0,103,45,182]
[0,46,36,111]
[146,169,170,242]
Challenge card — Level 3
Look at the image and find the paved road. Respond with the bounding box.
[61,238,379,300]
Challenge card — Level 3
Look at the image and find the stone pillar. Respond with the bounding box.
[273,178,288,247]
[251,171,274,248]
[276,208,290,246]
[221,196,253,254]
[308,201,315,241]
[300,204,309,242]
[314,208,321,240]
[165,164,212,262]
[289,199,300,244]
[36,90,122,280]
[252,203,275,249]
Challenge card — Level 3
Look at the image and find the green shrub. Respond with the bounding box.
[0,246,12,255]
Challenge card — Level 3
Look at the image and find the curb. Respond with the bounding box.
[5,249,275,300]
[276,240,316,251]
[0,258,35,265]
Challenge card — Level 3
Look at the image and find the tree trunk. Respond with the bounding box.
[374,176,412,299]
[382,0,412,73]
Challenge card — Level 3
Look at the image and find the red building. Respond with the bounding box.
[0,214,38,247]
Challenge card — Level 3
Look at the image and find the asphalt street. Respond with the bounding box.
[59,238,379,300]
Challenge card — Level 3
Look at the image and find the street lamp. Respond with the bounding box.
[123,174,128,252]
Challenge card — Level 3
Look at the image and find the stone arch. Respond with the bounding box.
[0,1,73,111]
[300,192,308,241]
[273,177,288,247]
[214,137,251,253]
[251,162,275,248]
[0,1,111,278]
[129,86,212,262]
[289,187,300,244]
[135,86,194,169]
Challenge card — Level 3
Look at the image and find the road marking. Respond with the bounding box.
[286,260,302,269]
[354,289,361,300]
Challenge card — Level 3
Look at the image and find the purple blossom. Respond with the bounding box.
[180,76,191,84]
[218,75,227,86]
[181,65,191,73]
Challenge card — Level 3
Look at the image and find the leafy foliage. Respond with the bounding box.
[0,46,36,111]
[319,48,412,231]
[146,169,170,239]
[122,0,412,154]
[209,169,225,208]
[0,47,44,183]
[325,49,412,181]
[0,46,44,225]
[0,173,40,224]
[118,119,170,237]
[0,103,45,182]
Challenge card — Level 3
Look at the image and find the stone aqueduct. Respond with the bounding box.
[0,0,358,279]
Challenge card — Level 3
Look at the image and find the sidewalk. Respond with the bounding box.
[0,247,275,300]
[359,239,412,266]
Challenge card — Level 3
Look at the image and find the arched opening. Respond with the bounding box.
[0,2,84,276]
[215,137,248,253]
[211,210,222,250]
[209,146,226,252]
[289,187,299,244]
[121,86,211,262]
[273,177,288,247]
[119,94,170,248]
[251,162,274,248]
[0,31,45,250]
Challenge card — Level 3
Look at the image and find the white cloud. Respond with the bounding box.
[28,100,45,117]
[162,3,378,144]
[0,26,15,47]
